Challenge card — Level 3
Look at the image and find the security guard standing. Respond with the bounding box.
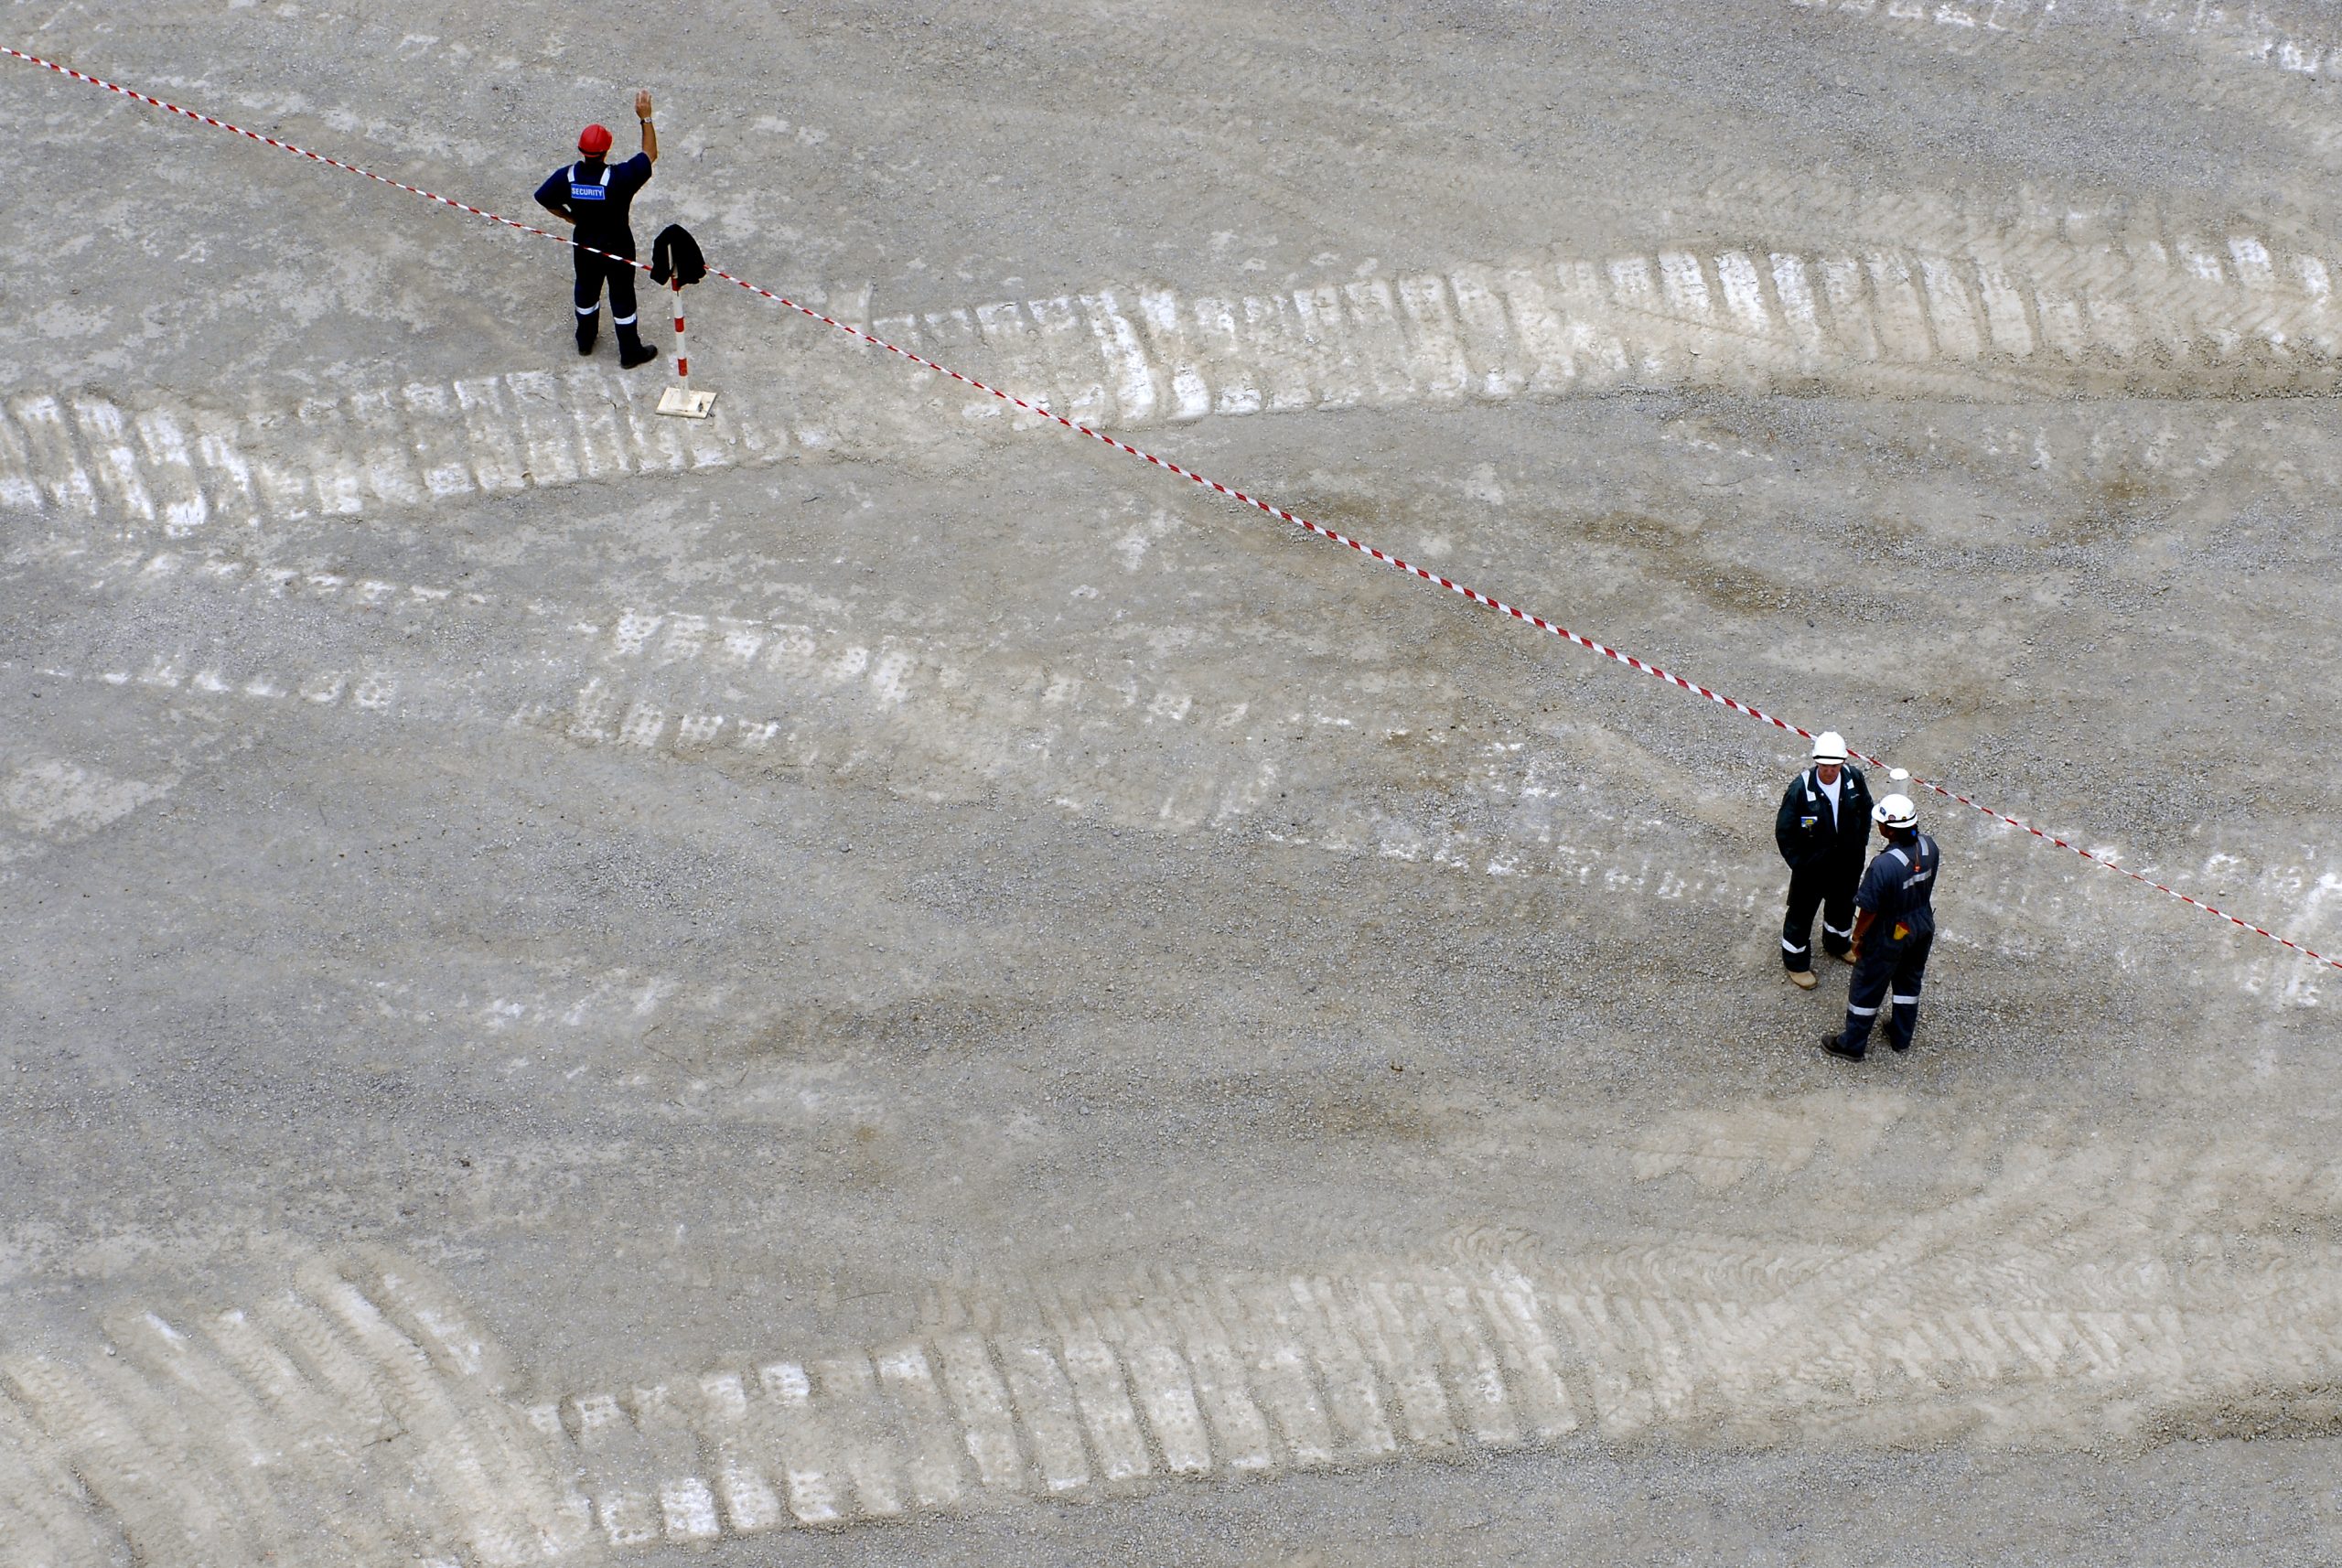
[533,91,661,368]
[1774,731,1874,989]
[1822,793,1940,1061]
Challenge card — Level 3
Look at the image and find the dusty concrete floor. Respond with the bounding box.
[5,1,2342,1563]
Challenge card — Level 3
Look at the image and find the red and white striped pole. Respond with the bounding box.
[656,275,714,417]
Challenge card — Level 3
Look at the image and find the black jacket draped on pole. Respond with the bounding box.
[649,223,706,288]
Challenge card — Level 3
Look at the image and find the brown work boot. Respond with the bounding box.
[1787,969,1818,991]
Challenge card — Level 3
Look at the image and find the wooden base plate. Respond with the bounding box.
[655,386,717,419]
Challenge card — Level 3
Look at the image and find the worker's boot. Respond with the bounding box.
[616,321,660,370]
[575,309,599,356]
[1787,968,1818,991]
[1821,1032,1864,1062]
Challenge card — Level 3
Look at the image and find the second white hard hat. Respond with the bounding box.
[1810,731,1848,764]
[1873,794,1918,829]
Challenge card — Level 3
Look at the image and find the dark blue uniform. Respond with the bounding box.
[533,153,653,342]
[1832,831,1940,1057]
[1775,764,1873,973]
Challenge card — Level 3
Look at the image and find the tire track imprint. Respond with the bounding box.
[7,222,2342,543]
[0,1249,588,1568]
[1784,0,2058,39]
[1791,0,2342,85]
[874,225,2342,432]
[9,653,2330,1013]
[5,1141,2337,1562]
[2100,0,2342,78]
[402,578,2342,1012]
[0,366,826,541]
[10,542,2337,1004]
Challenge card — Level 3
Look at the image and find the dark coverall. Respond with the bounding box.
[1774,763,1874,973]
[1831,831,1942,1058]
[533,153,654,354]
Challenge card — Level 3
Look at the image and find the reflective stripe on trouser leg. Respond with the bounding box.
[1889,987,1921,1046]
[1840,943,1897,1048]
[1821,876,1857,954]
[612,313,638,326]
[1783,868,1826,972]
[576,304,599,317]
[1885,933,1932,1047]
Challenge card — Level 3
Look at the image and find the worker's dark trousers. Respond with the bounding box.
[1780,861,1857,973]
[1834,931,1934,1056]
[574,248,640,330]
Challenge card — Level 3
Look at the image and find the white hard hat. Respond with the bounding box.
[1873,794,1918,830]
[1810,731,1847,763]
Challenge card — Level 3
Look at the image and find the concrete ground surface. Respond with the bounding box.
[5,0,2341,1563]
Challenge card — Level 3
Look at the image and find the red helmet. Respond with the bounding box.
[577,123,613,156]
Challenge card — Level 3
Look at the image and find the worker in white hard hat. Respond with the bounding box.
[1772,731,1875,990]
[1822,793,1942,1061]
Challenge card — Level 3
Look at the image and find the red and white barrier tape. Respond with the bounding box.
[7,45,2336,974]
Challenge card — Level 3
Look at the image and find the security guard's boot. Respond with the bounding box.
[1821,1032,1864,1062]
[576,311,598,356]
[1787,968,1818,991]
[616,323,660,370]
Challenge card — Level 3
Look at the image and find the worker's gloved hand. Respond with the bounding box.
[650,223,706,288]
